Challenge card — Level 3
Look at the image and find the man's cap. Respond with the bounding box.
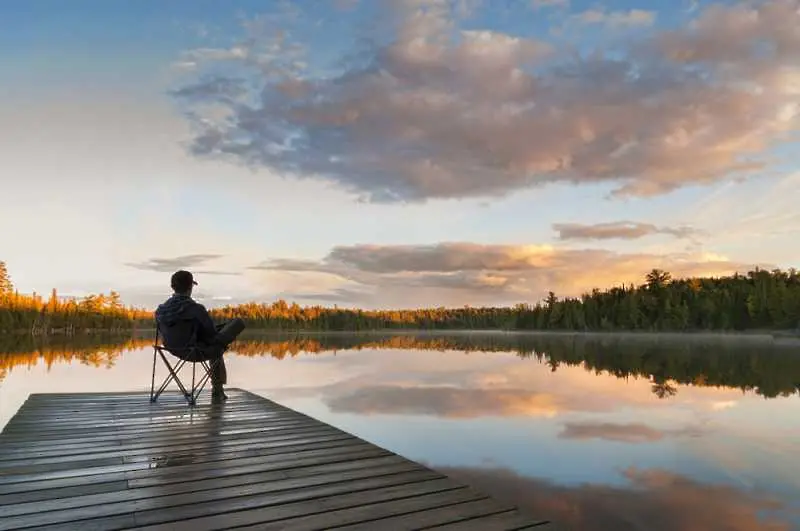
[171,270,198,291]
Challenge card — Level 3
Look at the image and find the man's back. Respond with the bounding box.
[155,293,217,349]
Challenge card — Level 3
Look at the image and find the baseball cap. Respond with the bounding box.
[171,270,198,291]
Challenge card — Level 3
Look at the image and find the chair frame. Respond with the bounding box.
[150,324,220,406]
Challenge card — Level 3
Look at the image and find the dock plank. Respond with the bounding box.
[330,499,518,531]
[0,388,550,530]
[0,425,343,465]
[426,510,555,530]
[0,437,366,487]
[0,444,384,502]
[243,489,492,531]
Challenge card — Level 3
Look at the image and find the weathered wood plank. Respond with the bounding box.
[4,405,273,425]
[0,448,391,505]
[0,480,130,507]
[1,457,414,517]
[137,481,476,531]
[126,446,389,487]
[0,443,382,498]
[0,438,366,487]
[0,422,331,461]
[131,476,460,531]
[0,419,317,454]
[0,469,440,529]
[242,489,491,531]
[0,417,312,447]
[0,456,126,477]
[1,411,292,434]
[329,498,517,531]
[0,389,551,530]
[8,400,273,418]
[427,510,554,529]
[0,428,347,468]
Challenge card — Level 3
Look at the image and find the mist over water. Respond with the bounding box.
[1,331,799,530]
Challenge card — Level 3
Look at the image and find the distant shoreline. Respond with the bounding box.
[225,327,800,345]
[5,327,800,345]
[232,328,800,344]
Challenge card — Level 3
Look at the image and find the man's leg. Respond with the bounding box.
[210,351,227,401]
[215,318,246,346]
[196,345,227,400]
[209,352,227,387]
[206,319,244,402]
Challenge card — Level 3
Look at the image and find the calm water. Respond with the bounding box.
[1,331,799,530]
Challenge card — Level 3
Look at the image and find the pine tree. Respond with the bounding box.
[0,261,13,294]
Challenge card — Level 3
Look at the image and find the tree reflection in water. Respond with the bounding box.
[2,331,799,400]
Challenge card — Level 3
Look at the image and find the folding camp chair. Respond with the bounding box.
[149,323,220,406]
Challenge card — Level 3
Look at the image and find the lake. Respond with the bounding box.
[1,331,799,530]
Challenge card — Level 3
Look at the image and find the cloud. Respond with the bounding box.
[532,0,569,9]
[239,332,757,420]
[318,363,739,418]
[435,466,795,531]
[553,221,700,241]
[171,60,198,71]
[559,421,704,443]
[710,400,737,411]
[124,254,239,275]
[571,9,656,28]
[170,77,248,102]
[326,385,609,418]
[172,1,800,203]
[276,287,375,305]
[253,242,768,307]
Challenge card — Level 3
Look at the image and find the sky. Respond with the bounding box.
[1,0,799,310]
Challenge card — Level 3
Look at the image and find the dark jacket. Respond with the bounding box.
[154,294,218,349]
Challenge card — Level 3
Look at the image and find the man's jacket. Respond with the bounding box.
[155,294,218,349]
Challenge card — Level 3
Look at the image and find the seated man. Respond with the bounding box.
[154,270,245,401]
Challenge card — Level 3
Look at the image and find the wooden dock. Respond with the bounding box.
[0,389,552,530]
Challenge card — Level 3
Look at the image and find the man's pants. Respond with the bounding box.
[194,318,246,389]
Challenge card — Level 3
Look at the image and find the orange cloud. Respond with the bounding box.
[252,242,768,307]
[328,385,581,418]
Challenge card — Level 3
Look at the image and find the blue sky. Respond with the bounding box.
[1,0,798,309]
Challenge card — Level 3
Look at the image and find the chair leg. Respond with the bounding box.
[150,347,158,403]
[190,362,197,406]
[152,359,181,401]
[187,359,216,406]
[153,352,192,404]
[151,347,217,406]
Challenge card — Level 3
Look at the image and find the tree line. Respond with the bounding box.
[212,268,800,332]
[2,260,800,333]
[0,262,151,334]
[2,331,798,399]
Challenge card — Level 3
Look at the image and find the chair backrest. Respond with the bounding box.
[155,317,200,355]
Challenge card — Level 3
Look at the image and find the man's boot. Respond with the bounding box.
[211,357,228,402]
[211,384,228,402]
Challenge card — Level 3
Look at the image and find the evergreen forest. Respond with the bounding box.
[1,261,799,334]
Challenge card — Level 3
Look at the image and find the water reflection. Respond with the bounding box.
[437,465,792,531]
[1,331,799,530]
[0,333,151,381]
[6,331,798,398]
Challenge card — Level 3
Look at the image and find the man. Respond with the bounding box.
[154,270,245,401]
